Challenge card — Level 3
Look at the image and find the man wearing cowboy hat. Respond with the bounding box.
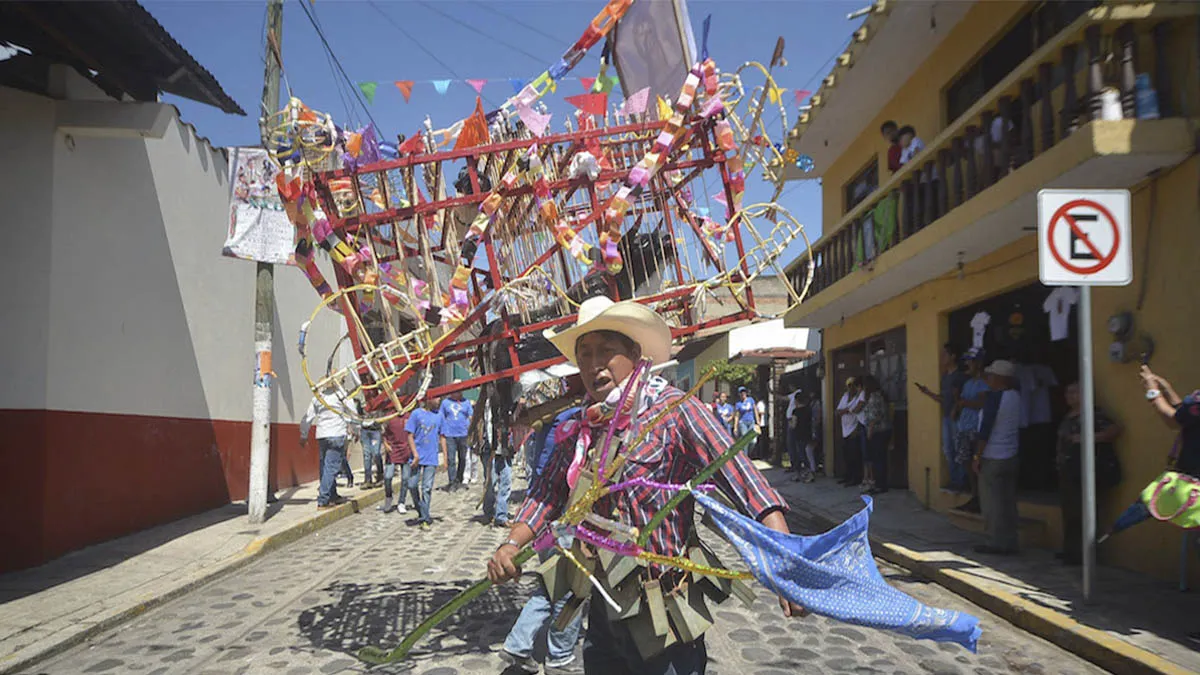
[488,296,804,674]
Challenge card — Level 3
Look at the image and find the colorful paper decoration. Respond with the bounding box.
[619,87,650,115]
[432,80,452,95]
[565,92,609,117]
[795,154,815,172]
[454,97,491,150]
[794,89,812,106]
[467,79,488,95]
[767,84,785,105]
[358,81,378,104]
[656,96,672,121]
[509,78,527,94]
[580,77,596,91]
[394,80,414,103]
[597,73,620,93]
[516,103,552,137]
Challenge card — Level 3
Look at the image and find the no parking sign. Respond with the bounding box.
[1037,189,1132,287]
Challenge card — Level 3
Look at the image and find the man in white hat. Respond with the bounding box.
[973,359,1021,555]
[487,296,804,674]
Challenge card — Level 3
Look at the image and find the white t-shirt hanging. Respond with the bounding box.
[1043,287,1080,341]
[970,311,991,349]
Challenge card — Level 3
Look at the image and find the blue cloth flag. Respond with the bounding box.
[694,493,982,652]
[509,78,527,94]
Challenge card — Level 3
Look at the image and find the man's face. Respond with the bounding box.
[426,396,441,411]
[882,126,897,143]
[900,132,914,148]
[576,331,639,401]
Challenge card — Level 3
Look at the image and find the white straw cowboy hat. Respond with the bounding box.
[545,296,672,366]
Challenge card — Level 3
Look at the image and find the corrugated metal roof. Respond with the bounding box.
[0,1,245,115]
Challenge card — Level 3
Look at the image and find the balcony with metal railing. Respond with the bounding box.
[785,2,1198,328]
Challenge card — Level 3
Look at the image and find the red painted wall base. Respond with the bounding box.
[0,409,317,573]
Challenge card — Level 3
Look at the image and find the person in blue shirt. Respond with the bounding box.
[501,405,585,673]
[406,396,443,529]
[716,392,735,435]
[735,386,760,438]
[438,384,475,492]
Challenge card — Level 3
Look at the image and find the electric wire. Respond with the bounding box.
[416,0,549,67]
[296,0,383,134]
[366,0,500,110]
[469,1,564,45]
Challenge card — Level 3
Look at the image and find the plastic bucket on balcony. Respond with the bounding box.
[1100,88,1123,121]
[1136,73,1160,120]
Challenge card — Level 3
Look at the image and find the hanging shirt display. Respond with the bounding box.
[1043,287,1080,342]
[969,311,991,350]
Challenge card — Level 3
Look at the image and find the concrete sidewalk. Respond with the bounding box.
[0,477,387,674]
[768,466,1200,675]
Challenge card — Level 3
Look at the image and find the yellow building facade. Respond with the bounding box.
[782,0,1200,583]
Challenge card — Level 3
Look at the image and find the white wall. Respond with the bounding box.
[1,72,334,423]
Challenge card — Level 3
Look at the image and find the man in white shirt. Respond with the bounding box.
[300,384,357,509]
[973,360,1021,554]
[835,378,867,487]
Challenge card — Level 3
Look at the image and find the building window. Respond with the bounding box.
[843,160,879,214]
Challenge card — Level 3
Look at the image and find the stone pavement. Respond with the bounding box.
[0,467,387,675]
[31,474,1102,674]
[767,466,1200,674]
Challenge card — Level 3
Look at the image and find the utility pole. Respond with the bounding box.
[249,0,283,524]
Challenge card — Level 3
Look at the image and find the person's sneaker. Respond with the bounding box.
[498,650,539,673]
[317,503,338,510]
[419,521,431,531]
[395,503,407,514]
[377,497,394,513]
[544,657,584,675]
[494,521,510,529]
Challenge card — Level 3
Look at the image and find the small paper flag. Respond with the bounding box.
[516,103,552,137]
[432,80,452,95]
[794,89,812,107]
[357,81,378,104]
[620,87,650,115]
[454,97,491,150]
[656,96,672,121]
[509,78,527,94]
[467,79,488,95]
[580,77,596,91]
[394,80,414,103]
[767,84,785,105]
[713,191,728,206]
[597,73,620,94]
[565,92,609,117]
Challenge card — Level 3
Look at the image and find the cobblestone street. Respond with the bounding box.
[33,477,1106,675]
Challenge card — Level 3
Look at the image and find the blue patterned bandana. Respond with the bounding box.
[694,493,981,652]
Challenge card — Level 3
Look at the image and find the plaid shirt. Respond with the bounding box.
[515,387,788,560]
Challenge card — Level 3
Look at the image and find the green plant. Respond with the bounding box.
[703,361,755,388]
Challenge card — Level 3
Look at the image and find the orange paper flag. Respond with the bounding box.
[564,92,609,117]
[394,80,414,103]
[454,97,492,151]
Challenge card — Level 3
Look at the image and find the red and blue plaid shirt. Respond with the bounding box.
[515,386,788,560]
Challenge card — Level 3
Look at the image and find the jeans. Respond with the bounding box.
[361,428,382,484]
[787,425,804,472]
[444,436,469,486]
[943,415,966,489]
[737,418,756,439]
[583,590,706,674]
[980,456,1020,551]
[383,462,408,506]
[484,454,513,525]
[414,464,436,524]
[503,551,584,665]
[317,437,347,506]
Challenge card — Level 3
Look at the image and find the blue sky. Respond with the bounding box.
[148,0,866,250]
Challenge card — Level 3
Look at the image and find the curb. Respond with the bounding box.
[872,541,1191,675]
[1,487,385,675]
[786,490,1189,675]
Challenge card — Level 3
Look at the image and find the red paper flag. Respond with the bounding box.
[394,80,414,103]
[580,77,596,92]
[398,131,425,155]
[794,89,812,107]
[454,97,492,151]
[466,79,488,94]
[564,92,609,117]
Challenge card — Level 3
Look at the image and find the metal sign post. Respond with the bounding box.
[1038,189,1132,601]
